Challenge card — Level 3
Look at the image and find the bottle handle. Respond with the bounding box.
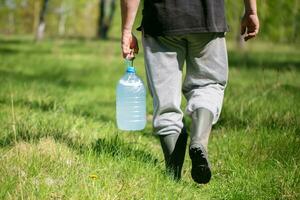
[125,58,134,68]
[125,58,136,73]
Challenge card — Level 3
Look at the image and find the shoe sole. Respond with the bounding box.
[190,148,211,184]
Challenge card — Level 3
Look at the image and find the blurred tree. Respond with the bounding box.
[5,0,16,34]
[98,0,116,39]
[0,0,299,43]
[226,1,244,48]
[36,0,49,41]
[53,1,70,36]
[292,0,299,42]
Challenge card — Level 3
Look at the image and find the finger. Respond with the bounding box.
[123,53,128,59]
[123,52,130,59]
[130,52,135,59]
[122,50,130,59]
[125,54,134,60]
[247,26,257,34]
[135,41,139,54]
[125,50,135,60]
[244,34,256,41]
[122,46,132,59]
[122,42,132,54]
[134,46,139,54]
[247,31,257,36]
[241,24,246,35]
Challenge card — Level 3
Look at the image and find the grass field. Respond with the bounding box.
[0,36,299,199]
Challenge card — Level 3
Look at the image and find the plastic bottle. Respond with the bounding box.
[116,60,146,131]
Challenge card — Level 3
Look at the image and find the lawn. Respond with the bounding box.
[0,36,299,199]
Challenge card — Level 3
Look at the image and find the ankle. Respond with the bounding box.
[190,142,201,149]
[190,142,208,152]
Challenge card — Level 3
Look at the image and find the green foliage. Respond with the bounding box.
[0,36,299,199]
[0,0,299,42]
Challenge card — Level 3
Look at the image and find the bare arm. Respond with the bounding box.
[121,0,140,59]
[244,0,257,14]
[241,0,260,41]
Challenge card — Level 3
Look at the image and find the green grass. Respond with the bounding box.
[0,36,299,199]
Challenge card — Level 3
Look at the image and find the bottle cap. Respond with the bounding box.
[126,66,136,73]
[125,59,135,73]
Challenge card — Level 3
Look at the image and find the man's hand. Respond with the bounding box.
[121,0,140,59]
[241,12,259,41]
[241,0,259,41]
[121,31,139,59]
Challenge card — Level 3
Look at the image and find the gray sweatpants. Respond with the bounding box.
[142,33,228,136]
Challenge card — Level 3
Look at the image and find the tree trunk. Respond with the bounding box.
[58,5,67,36]
[58,13,66,36]
[292,0,299,42]
[36,0,50,41]
[33,0,40,35]
[97,0,116,39]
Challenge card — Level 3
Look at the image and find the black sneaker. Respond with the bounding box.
[189,145,211,184]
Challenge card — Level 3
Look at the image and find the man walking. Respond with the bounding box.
[121,0,259,184]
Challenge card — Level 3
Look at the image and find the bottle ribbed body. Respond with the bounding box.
[116,72,146,131]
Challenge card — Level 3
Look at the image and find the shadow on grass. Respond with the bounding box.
[0,47,19,55]
[0,36,119,56]
[214,109,300,134]
[0,124,159,166]
[0,46,52,55]
[0,69,86,89]
[71,103,115,123]
[0,37,34,45]
[92,136,158,164]
[228,51,300,70]
[0,96,116,123]
[214,114,248,130]
[280,84,300,97]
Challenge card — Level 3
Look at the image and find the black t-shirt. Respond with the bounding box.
[139,0,229,36]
